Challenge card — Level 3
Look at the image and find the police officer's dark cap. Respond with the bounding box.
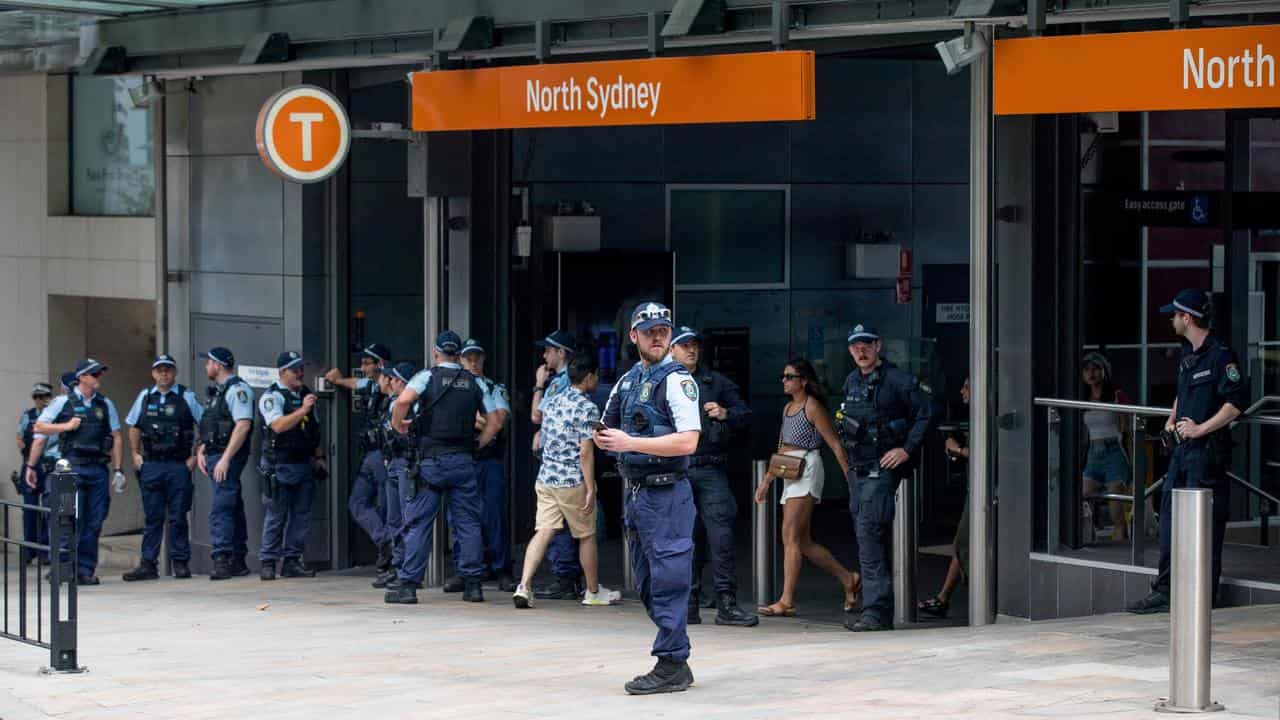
[152,354,177,369]
[847,324,880,344]
[60,371,76,391]
[535,330,575,352]
[630,302,673,331]
[389,362,416,384]
[200,347,235,368]
[30,383,52,397]
[461,338,485,355]
[359,343,391,364]
[276,351,304,371]
[672,326,700,346]
[435,331,463,354]
[1159,288,1210,318]
[74,358,109,378]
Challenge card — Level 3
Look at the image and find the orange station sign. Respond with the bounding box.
[256,85,351,183]
[411,51,815,131]
[996,24,1280,115]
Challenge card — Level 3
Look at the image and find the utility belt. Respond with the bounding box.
[145,450,191,462]
[417,435,471,459]
[358,428,382,453]
[689,454,727,468]
[622,471,685,488]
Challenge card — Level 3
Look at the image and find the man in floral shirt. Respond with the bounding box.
[513,354,620,608]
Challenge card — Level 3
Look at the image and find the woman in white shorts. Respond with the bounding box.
[754,357,860,618]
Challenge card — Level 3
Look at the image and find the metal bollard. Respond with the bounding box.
[752,460,777,608]
[425,517,448,588]
[1156,488,1223,714]
[893,469,918,626]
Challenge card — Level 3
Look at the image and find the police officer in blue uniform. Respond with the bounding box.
[122,354,204,581]
[385,332,503,604]
[838,325,935,632]
[669,326,757,628]
[257,351,326,581]
[372,361,419,590]
[325,343,393,571]
[15,382,54,564]
[531,330,585,599]
[595,302,701,695]
[31,358,125,585]
[196,347,255,581]
[1129,289,1246,614]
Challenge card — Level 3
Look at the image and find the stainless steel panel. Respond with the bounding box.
[189,155,284,275]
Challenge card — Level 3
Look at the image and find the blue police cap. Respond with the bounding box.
[461,338,485,355]
[389,362,417,383]
[630,302,673,331]
[152,354,177,369]
[672,326,700,345]
[276,351,304,371]
[435,331,463,354]
[847,325,880,344]
[200,347,235,368]
[535,330,575,352]
[74,358,109,378]
[1159,288,1210,318]
[359,343,391,364]
[60,371,77,391]
[31,383,52,397]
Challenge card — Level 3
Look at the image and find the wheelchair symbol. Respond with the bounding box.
[1190,195,1209,225]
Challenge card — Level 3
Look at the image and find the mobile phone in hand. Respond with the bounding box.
[587,421,608,433]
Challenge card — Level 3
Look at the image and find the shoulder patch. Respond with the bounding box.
[263,397,275,411]
[919,383,932,395]
[236,389,248,403]
[680,379,698,401]
[1225,363,1241,382]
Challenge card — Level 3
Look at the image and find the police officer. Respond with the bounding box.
[1129,289,1245,614]
[594,302,701,695]
[372,361,419,590]
[442,339,515,593]
[30,358,125,586]
[15,382,54,564]
[257,351,326,581]
[669,327,757,628]
[838,325,935,632]
[531,329,584,600]
[122,355,204,581]
[196,347,255,581]
[325,343,393,571]
[385,332,503,604]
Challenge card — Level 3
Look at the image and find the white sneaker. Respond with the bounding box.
[513,584,533,609]
[582,585,622,606]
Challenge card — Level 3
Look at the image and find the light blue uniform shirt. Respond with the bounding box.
[220,377,256,422]
[478,376,511,414]
[407,363,500,413]
[258,385,313,425]
[18,411,59,459]
[125,385,205,427]
[37,389,121,438]
[538,367,570,413]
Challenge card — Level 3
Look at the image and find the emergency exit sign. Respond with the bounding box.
[936,303,970,324]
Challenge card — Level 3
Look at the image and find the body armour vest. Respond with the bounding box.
[617,361,690,477]
[56,393,113,463]
[20,407,38,462]
[200,377,252,461]
[140,386,196,460]
[416,367,482,458]
[263,383,321,464]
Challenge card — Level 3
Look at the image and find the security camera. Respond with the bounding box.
[935,29,990,76]
[127,77,165,109]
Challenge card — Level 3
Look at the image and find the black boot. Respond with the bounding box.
[76,573,100,586]
[714,592,760,627]
[371,569,397,589]
[281,558,316,578]
[624,658,695,696]
[171,560,191,579]
[260,560,277,581]
[442,575,465,593]
[463,578,485,602]
[122,560,159,582]
[535,574,579,600]
[845,613,893,632]
[384,585,418,604]
[1126,590,1170,615]
[375,543,392,573]
[229,555,251,577]
[209,555,233,581]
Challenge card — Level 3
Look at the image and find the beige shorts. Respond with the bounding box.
[779,449,824,505]
[535,482,598,539]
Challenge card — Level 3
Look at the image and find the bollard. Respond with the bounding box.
[893,469,918,626]
[426,518,447,588]
[1155,488,1223,714]
[752,460,776,608]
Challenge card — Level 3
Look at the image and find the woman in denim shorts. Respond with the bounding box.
[1081,352,1133,540]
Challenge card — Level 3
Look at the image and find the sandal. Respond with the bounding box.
[917,596,949,619]
[843,574,863,613]
[757,602,797,617]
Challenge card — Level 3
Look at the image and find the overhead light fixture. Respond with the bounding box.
[935,22,989,75]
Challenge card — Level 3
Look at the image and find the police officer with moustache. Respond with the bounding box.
[385,332,503,604]
[531,330,584,600]
[372,362,419,590]
[669,327,757,628]
[196,347,255,581]
[122,355,204,581]
[594,303,701,695]
[1129,289,1246,614]
[325,343,393,572]
[14,382,54,565]
[838,325,935,632]
[29,359,126,586]
[257,351,326,581]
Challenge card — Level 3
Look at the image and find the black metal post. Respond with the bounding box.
[45,467,82,674]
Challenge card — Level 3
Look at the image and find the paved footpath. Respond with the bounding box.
[0,573,1276,719]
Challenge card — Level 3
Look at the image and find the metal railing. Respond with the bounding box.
[1,462,81,673]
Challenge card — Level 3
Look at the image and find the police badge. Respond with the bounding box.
[1226,364,1241,383]
[680,379,698,402]
[639,383,652,402]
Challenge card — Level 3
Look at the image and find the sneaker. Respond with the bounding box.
[624,658,694,695]
[582,585,622,606]
[1126,590,1170,615]
[513,583,533,609]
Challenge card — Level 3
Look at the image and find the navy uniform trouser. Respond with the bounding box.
[206,452,249,560]
[349,450,389,546]
[626,477,696,663]
[21,465,48,562]
[385,456,410,570]
[688,465,738,597]
[450,457,511,576]
[848,465,899,626]
[1153,443,1230,601]
[139,460,194,564]
[260,462,316,562]
[61,462,109,577]
[399,453,482,587]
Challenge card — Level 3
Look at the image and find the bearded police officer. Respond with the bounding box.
[594,302,700,695]
[30,358,125,586]
[257,351,326,581]
[196,347,254,581]
[374,361,419,590]
[15,382,54,564]
[669,326,757,628]
[122,355,204,581]
[838,325,934,632]
[385,332,503,604]
[326,343,393,572]
[531,330,584,600]
[1129,289,1246,614]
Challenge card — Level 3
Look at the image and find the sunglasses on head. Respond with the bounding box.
[631,306,672,327]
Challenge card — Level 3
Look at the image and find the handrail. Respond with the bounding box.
[1034,396,1280,426]
[1226,471,1280,508]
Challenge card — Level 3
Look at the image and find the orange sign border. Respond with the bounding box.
[255,84,352,183]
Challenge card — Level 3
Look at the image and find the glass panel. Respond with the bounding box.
[1147,266,1212,345]
[72,76,154,216]
[1147,146,1225,191]
[1149,110,1225,141]
[1082,264,1141,346]
[1260,260,1280,343]
[670,187,787,286]
[1147,227,1218,261]
[1147,347,1181,407]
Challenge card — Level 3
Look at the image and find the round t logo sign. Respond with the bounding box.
[255,85,350,183]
